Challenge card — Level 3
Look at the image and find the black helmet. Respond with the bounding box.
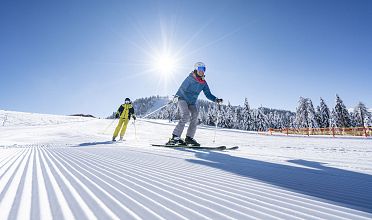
[125,98,131,103]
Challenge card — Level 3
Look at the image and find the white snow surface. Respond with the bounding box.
[0,110,372,220]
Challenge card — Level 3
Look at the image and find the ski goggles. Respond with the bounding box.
[197,66,206,72]
[125,100,130,103]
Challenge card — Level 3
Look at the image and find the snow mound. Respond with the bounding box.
[0,110,93,127]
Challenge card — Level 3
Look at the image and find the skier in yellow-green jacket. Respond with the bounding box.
[112,98,136,141]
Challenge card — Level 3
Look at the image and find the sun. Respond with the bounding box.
[153,53,177,76]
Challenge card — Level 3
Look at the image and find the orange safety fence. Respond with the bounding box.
[268,127,372,137]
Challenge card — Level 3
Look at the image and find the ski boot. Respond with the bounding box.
[185,136,200,146]
[166,135,186,146]
[112,137,116,142]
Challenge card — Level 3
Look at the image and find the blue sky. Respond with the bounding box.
[1,0,371,117]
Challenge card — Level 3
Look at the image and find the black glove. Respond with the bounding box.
[115,113,119,119]
[132,115,136,120]
[216,98,223,104]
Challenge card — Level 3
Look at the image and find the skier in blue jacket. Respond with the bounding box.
[167,62,223,146]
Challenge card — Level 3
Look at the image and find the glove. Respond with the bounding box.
[115,113,119,119]
[132,115,136,120]
[216,98,223,104]
[171,95,179,103]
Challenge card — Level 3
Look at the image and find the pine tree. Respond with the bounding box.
[274,112,284,129]
[198,106,207,125]
[255,108,269,131]
[241,98,253,130]
[330,109,337,128]
[207,105,217,126]
[218,105,226,128]
[315,106,322,127]
[282,112,292,128]
[295,97,318,128]
[353,102,371,127]
[289,114,296,128]
[267,112,274,129]
[334,94,351,127]
[307,99,318,128]
[233,107,241,129]
[295,97,309,128]
[165,102,177,122]
[318,98,331,128]
[224,102,234,128]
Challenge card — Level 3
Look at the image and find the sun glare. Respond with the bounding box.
[153,53,177,76]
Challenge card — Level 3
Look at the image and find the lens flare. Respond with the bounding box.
[153,53,177,76]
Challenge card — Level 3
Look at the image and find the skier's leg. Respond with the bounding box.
[186,104,199,138]
[119,118,129,139]
[172,100,190,137]
[113,118,124,139]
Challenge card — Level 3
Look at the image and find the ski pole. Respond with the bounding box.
[141,104,169,119]
[141,96,177,119]
[213,103,221,143]
[102,118,117,134]
[133,119,137,140]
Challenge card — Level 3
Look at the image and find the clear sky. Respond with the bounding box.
[1,0,371,117]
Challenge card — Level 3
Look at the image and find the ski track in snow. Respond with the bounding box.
[0,110,372,220]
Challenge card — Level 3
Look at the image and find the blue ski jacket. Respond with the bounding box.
[176,72,217,105]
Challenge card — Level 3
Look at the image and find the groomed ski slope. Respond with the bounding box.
[0,110,372,220]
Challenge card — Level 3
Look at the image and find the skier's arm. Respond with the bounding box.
[129,107,136,120]
[116,105,124,118]
[202,83,217,102]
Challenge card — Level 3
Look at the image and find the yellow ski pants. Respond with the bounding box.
[113,117,129,139]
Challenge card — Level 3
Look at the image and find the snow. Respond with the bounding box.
[1,110,372,219]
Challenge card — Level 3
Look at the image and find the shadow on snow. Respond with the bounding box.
[77,141,114,147]
[181,148,372,214]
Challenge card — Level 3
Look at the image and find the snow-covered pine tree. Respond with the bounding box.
[289,114,297,128]
[315,106,322,128]
[330,109,337,128]
[353,102,371,127]
[207,104,217,126]
[165,102,177,122]
[365,117,372,127]
[198,106,207,125]
[241,98,253,130]
[268,111,281,129]
[295,97,318,128]
[233,106,242,129]
[334,94,351,127]
[318,97,331,128]
[217,105,226,128]
[274,112,284,129]
[295,97,309,128]
[282,112,292,128]
[224,102,235,128]
[267,112,274,129]
[255,108,269,131]
[307,99,318,128]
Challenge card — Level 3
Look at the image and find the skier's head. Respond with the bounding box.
[193,62,206,78]
[125,98,131,104]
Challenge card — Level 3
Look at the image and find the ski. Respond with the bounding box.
[151,144,226,150]
[111,139,126,143]
[151,144,238,151]
[226,146,239,150]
